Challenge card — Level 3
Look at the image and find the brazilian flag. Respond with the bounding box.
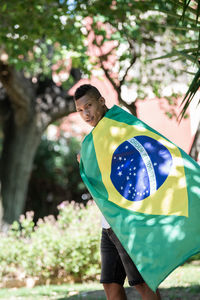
[79,105,200,291]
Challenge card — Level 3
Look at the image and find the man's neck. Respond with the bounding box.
[103,106,109,117]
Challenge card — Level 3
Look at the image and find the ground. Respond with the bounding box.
[68,285,200,300]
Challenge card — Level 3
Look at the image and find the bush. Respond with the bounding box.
[0,202,101,286]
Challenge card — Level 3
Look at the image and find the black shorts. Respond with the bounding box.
[100,228,145,286]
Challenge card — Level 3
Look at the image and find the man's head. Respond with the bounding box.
[74,84,108,127]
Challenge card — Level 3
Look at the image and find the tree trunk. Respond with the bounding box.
[189,121,200,162]
[0,113,42,224]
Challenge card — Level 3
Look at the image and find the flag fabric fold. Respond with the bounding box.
[80,105,200,291]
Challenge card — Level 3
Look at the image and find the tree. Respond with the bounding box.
[0,1,88,225]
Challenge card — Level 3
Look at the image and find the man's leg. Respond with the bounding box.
[135,282,161,300]
[103,283,127,300]
[100,229,127,300]
[107,228,162,300]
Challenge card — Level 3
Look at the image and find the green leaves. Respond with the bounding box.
[147,0,200,116]
[0,0,87,75]
[180,67,200,119]
[0,202,101,283]
[1,0,199,115]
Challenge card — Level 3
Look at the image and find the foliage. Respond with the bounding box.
[0,0,89,77]
[0,0,198,107]
[74,1,194,109]
[1,0,197,101]
[0,201,101,285]
[152,0,200,118]
[26,135,88,221]
[75,0,199,116]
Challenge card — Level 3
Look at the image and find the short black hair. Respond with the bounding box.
[74,84,101,101]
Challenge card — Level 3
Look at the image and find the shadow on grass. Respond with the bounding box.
[159,285,200,300]
[60,285,200,300]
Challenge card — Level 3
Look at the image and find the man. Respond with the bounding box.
[74,84,161,300]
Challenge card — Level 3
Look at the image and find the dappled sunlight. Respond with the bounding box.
[81,105,200,291]
[194,174,200,183]
[163,224,186,243]
[110,125,127,137]
[191,185,200,194]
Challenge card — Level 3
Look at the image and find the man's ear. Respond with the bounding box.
[99,96,105,105]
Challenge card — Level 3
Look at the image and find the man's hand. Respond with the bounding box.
[77,153,80,163]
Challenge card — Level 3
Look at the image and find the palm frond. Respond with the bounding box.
[180,69,197,75]
[169,0,198,17]
[177,39,199,45]
[179,67,200,120]
[151,7,200,24]
[180,0,192,22]
[149,0,200,118]
[150,49,198,63]
[196,0,200,23]
[163,24,199,31]
[197,28,200,60]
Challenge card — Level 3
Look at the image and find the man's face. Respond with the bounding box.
[75,94,106,127]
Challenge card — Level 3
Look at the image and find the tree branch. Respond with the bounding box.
[120,38,137,86]
[92,32,119,93]
[99,57,119,92]
[189,120,200,161]
[0,61,35,126]
[94,32,137,116]
[35,78,76,130]
[118,96,137,116]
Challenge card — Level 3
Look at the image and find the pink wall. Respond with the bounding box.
[136,98,192,153]
[67,80,193,153]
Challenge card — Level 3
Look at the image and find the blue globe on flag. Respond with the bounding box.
[110,136,173,202]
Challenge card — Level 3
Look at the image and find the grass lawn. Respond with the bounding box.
[0,262,200,299]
